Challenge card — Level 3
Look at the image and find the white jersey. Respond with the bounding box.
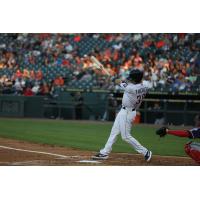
[99,80,152,157]
[119,81,150,110]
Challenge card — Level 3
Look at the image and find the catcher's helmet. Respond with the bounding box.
[127,69,143,83]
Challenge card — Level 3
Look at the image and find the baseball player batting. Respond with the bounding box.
[92,69,152,162]
[156,127,200,164]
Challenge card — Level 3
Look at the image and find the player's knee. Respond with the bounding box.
[184,142,200,164]
[121,135,132,143]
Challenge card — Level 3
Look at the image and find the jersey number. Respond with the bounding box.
[136,94,146,105]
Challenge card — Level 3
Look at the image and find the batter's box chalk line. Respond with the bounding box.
[77,160,102,164]
[0,145,74,159]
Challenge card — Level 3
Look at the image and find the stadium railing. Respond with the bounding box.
[0,91,199,126]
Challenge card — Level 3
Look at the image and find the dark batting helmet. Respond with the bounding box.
[127,69,143,83]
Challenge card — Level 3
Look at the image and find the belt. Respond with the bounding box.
[122,106,135,111]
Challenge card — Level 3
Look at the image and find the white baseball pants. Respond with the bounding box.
[100,108,148,156]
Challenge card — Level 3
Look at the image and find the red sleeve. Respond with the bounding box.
[167,130,190,138]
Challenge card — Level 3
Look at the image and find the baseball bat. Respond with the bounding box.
[90,56,111,76]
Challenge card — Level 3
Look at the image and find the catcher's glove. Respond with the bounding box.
[156,127,168,137]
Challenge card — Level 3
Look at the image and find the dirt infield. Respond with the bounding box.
[0,137,198,166]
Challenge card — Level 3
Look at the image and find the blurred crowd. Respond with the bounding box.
[0,33,199,96]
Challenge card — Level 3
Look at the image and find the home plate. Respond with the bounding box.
[77,160,101,164]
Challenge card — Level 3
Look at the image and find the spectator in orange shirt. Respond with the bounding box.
[54,76,64,86]
[59,76,64,86]
[54,76,60,86]
[23,68,30,78]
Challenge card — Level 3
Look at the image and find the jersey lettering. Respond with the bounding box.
[135,94,146,105]
[122,83,148,109]
[136,87,148,94]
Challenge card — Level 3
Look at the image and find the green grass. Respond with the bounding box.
[0,118,196,157]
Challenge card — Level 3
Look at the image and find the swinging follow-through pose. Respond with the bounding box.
[92,68,152,162]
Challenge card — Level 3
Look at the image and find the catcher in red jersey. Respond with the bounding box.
[156,127,200,164]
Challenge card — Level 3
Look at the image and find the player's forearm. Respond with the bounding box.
[166,129,191,138]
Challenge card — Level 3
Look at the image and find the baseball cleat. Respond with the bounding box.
[92,153,109,160]
[144,150,152,162]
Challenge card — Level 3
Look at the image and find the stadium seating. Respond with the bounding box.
[0,33,199,95]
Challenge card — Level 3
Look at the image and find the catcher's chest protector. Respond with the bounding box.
[185,142,200,164]
[190,128,200,139]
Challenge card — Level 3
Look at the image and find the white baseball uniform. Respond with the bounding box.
[100,81,150,156]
